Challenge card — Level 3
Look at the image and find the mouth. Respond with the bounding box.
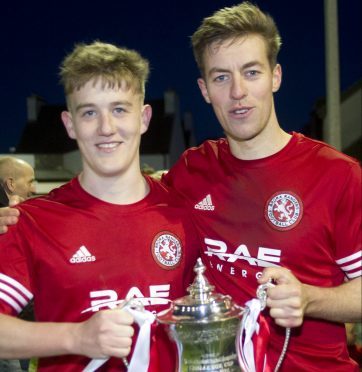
[230,106,253,117]
[96,141,122,152]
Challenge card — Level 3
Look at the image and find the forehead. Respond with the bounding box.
[17,166,34,180]
[68,78,141,107]
[204,35,268,69]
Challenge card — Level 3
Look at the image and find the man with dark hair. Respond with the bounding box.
[163,2,361,371]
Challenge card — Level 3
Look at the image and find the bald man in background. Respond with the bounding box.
[0,157,35,371]
[0,157,36,206]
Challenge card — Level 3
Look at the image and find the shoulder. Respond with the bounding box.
[16,179,75,213]
[146,175,186,206]
[168,139,228,175]
[295,133,360,171]
[182,138,227,162]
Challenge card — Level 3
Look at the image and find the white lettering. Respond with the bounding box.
[228,244,251,262]
[84,285,171,313]
[255,271,263,280]
[242,270,248,278]
[126,287,145,299]
[89,290,118,311]
[149,285,170,305]
[204,238,281,267]
[216,264,224,272]
[230,267,235,275]
[257,247,281,265]
[205,239,227,260]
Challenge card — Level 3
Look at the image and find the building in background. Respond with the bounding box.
[303,80,362,160]
[1,92,196,194]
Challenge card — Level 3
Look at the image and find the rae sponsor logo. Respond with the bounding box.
[81,285,170,313]
[205,238,281,267]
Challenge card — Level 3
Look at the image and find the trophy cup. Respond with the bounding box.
[157,258,244,371]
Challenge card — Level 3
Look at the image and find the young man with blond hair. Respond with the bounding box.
[0,41,199,371]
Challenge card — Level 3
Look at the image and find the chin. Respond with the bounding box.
[226,129,259,143]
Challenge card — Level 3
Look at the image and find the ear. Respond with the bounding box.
[272,64,282,93]
[61,111,77,139]
[4,178,14,194]
[140,104,152,135]
[197,78,211,104]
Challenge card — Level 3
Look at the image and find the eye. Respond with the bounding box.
[245,70,260,79]
[114,107,126,115]
[82,110,96,118]
[213,74,229,83]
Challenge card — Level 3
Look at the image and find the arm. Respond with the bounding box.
[0,309,134,359]
[258,267,362,328]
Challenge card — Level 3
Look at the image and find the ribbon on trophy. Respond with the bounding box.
[83,299,156,372]
[236,282,291,372]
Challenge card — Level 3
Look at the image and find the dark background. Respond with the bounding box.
[0,0,361,153]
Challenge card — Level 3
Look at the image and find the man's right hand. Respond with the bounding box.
[72,309,134,358]
[0,206,20,234]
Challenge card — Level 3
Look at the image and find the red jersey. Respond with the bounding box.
[0,176,200,371]
[163,132,361,371]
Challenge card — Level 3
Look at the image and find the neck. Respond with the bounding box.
[78,170,149,205]
[228,121,292,160]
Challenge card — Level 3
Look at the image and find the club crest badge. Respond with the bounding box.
[265,192,303,231]
[152,232,182,269]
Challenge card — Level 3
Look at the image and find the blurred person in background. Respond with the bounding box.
[0,157,35,371]
[0,157,36,202]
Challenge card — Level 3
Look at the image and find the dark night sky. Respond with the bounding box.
[0,0,361,153]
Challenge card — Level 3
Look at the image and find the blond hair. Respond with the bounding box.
[59,41,149,100]
[192,2,282,76]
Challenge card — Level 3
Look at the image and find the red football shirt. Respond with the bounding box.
[0,176,200,371]
[164,132,361,371]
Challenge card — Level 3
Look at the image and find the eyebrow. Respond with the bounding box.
[75,100,133,112]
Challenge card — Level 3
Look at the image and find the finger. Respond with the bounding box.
[258,267,292,285]
[97,328,134,357]
[106,345,132,358]
[0,207,20,217]
[115,309,134,325]
[269,307,304,328]
[267,284,302,301]
[267,294,302,309]
[0,215,19,234]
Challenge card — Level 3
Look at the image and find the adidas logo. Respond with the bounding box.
[70,245,96,264]
[194,194,215,211]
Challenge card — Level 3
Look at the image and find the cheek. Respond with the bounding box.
[73,126,93,141]
[208,90,226,109]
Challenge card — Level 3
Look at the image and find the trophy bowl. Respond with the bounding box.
[157,258,244,372]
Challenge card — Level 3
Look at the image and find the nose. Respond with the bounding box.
[30,181,36,195]
[230,74,247,101]
[98,112,116,136]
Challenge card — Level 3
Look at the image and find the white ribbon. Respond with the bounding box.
[237,298,262,372]
[83,305,156,372]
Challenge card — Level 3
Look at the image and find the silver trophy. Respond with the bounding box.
[157,258,244,371]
